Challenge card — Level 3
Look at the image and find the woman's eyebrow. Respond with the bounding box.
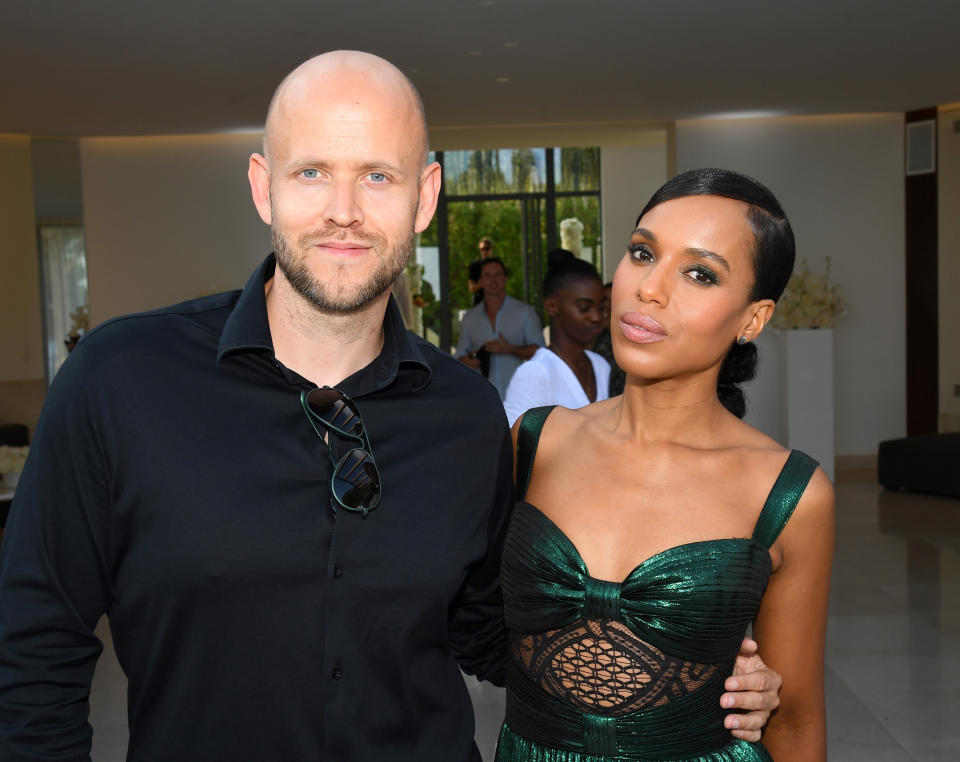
[685,247,731,271]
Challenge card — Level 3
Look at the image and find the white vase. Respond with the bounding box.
[782,329,835,481]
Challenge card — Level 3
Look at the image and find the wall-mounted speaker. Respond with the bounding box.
[906,119,936,175]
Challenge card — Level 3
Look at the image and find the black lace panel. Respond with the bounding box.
[510,619,720,716]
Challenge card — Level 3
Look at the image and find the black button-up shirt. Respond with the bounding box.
[0,256,513,761]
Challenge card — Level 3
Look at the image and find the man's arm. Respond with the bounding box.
[0,347,112,760]
[483,334,539,361]
[448,417,513,686]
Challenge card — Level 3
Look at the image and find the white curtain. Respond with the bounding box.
[39,225,88,382]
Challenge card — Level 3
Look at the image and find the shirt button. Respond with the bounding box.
[331,668,343,681]
[333,566,343,578]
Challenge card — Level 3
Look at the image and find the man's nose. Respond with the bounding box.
[323,178,364,228]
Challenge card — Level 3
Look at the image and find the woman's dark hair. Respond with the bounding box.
[636,168,796,418]
[542,248,601,297]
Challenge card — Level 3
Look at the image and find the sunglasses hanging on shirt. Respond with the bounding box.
[301,387,381,518]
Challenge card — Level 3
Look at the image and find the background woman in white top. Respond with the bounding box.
[504,249,610,426]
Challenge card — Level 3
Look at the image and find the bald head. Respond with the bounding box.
[263,51,429,168]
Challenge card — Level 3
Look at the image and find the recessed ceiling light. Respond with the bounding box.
[496,77,510,83]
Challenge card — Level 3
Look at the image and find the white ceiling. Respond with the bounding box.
[2,0,959,138]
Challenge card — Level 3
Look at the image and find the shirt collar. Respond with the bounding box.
[218,254,432,393]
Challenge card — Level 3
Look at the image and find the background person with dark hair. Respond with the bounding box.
[467,237,495,307]
[503,249,609,425]
[455,256,544,398]
[591,281,627,397]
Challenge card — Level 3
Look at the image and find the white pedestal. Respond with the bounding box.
[783,329,835,481]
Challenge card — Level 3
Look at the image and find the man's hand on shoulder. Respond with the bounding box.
[720,637,782,742]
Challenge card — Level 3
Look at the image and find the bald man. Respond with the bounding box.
[0,52,778,761]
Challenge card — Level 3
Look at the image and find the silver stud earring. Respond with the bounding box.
[737,336,748,345]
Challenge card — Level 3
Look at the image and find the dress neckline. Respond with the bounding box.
[516,500,764,585]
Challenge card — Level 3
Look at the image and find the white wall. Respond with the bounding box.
[600,141,669,280]
[0,135,43,381]
[676,114,906,456]
[80,134,271,326]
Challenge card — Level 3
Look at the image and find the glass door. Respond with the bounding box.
[412,147,600,352]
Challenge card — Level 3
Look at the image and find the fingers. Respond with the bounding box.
[721,687,780,712]
[722,699,774,743]
[725,666,780,694]
[738,636,758,655]
[723,711,764,743]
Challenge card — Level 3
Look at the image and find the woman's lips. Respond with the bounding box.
[619,312,667,344]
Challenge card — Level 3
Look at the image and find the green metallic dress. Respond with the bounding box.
[496,406,817,762]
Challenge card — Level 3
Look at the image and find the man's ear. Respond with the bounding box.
[544,296,559,317]
[414,161,442,234]
[248,153,273,226]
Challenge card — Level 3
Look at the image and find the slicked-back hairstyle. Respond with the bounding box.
[636,168,795,303]
[634,168,797,418]
[542,248,601,298]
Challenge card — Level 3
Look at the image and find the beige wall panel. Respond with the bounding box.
[938,106,960,422]
[0,135,43,382]
[79,134,271,327]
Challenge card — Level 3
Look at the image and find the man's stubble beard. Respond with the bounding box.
[273,224,413,315]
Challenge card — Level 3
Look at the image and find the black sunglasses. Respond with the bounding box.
[301,387,381,518]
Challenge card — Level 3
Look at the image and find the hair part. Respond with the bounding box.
[636,168,796,418]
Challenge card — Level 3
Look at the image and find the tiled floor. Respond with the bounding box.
[87,481,960,760]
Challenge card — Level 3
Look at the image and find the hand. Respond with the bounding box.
[483,334,512,354]
[459,354,482,370]
[720,637,782,742]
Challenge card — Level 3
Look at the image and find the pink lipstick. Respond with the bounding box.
[619,312,667,344]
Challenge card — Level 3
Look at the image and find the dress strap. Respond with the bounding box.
[751,450,819,549]
[515,406,556,500]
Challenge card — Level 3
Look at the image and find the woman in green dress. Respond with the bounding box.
[497,168,835,761]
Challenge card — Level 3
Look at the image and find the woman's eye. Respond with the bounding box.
[687,266,719,285]
[628,243,654,262]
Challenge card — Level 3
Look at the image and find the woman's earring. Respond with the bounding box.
[737,336,748,345]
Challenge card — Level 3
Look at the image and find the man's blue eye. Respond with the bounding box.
[369,172,387,183]
[302,169,319,179]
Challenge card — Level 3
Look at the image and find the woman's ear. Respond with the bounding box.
[739,299,776,342]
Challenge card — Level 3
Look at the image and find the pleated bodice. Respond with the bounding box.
[496,406,818,762]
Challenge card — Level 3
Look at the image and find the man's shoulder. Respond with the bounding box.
[460,302,486,322]
[78,291,240,356]
[409,333,502,405]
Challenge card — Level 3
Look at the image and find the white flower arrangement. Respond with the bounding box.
[0,445,28,487]
[560,217,584,256]
[772,258,846,330]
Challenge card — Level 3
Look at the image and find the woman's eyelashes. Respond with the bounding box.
[628,242,654,262]
[628,242,720,286]
[687,264,719,286]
